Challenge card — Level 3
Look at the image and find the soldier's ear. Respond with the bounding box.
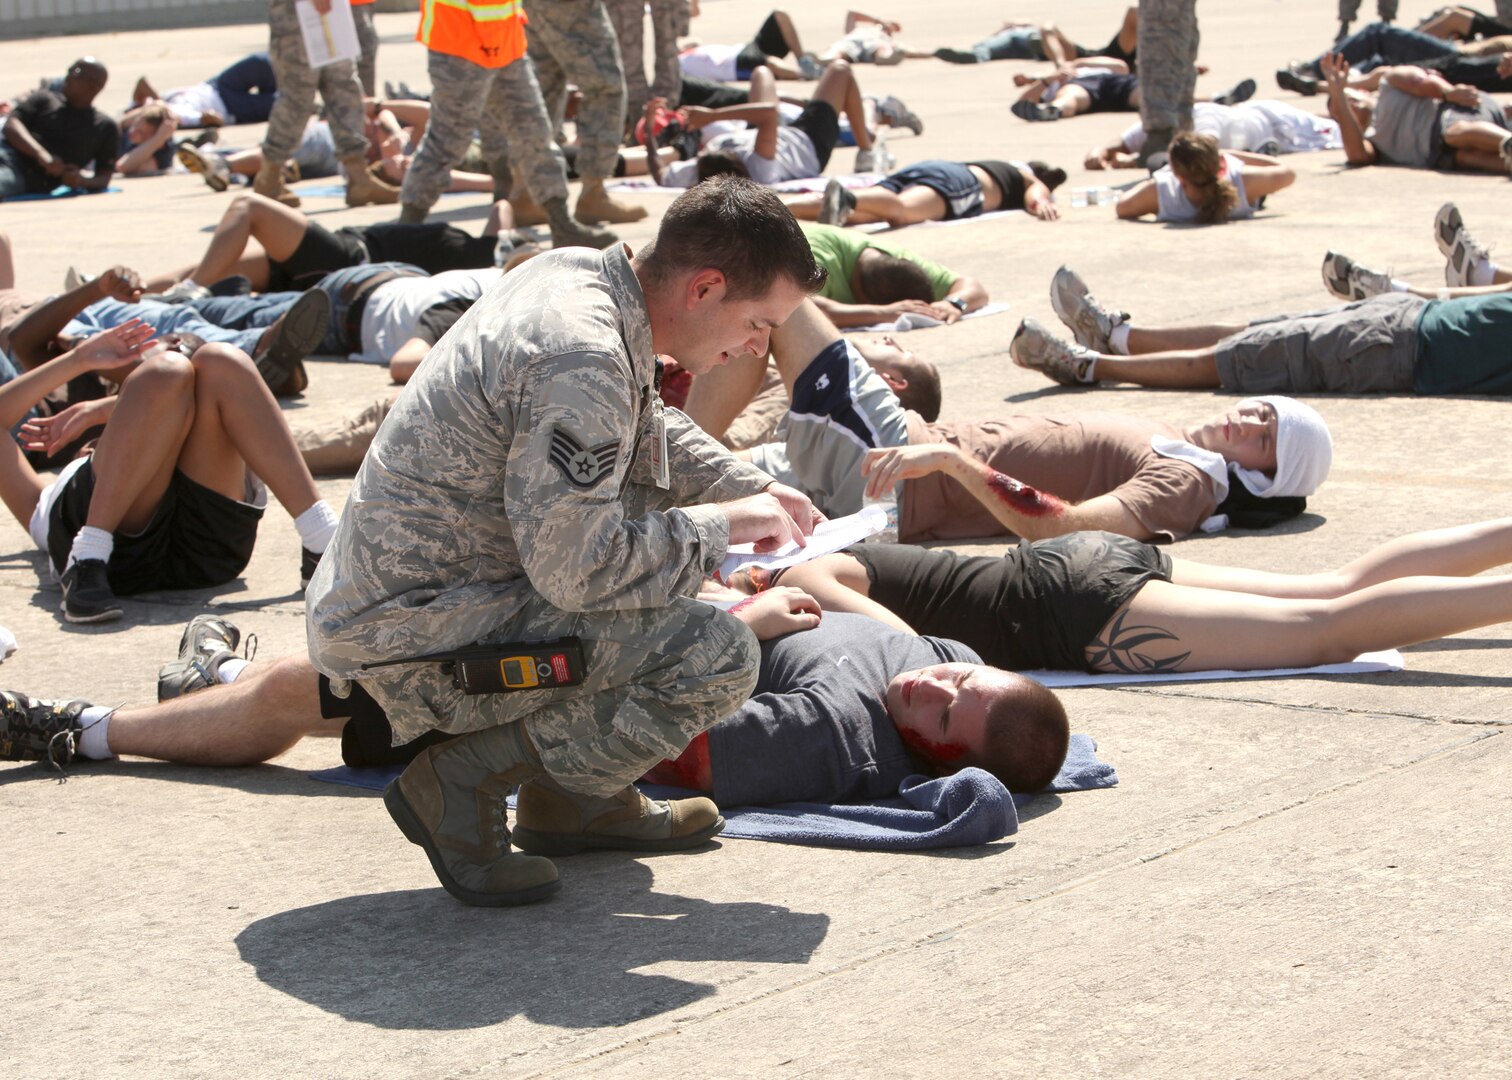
[686,267,728,308]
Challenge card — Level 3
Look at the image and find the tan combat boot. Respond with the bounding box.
[543,196,619,251]
[343,156,400,207]
[574,178,648,225]
[383,721,561,906]
[508,184,549,227]
[512,779,725,856]
[252,160,300,208]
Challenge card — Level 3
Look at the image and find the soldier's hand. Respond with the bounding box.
[764,482,824,534]
[722,491,809,553]
[729,587,822,641]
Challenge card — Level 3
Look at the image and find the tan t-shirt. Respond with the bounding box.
[0,288,46,358]
[900,412,1218,543]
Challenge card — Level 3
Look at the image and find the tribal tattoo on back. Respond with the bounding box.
[1084,609,1193,674]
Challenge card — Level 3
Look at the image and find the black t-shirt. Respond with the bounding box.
[12,90,119,182]
[848,534,1172,672]
[414,296,475,347]
[707,611,979,806]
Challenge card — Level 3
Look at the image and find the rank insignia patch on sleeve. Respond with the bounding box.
[549,426,621,489]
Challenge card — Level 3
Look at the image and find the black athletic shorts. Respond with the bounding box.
[679,74,750,109]
[790,100,842,170]
[847,532,1172,671]
[267,221,367,292]
[358,222,497,273]
[320,675,452,768]
[876,160,984,219]
[1073,72,1139,113]
[47,460,263,596]
[735,10,789,74]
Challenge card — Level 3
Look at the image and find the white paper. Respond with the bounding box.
[1023,650,1405,688]
[298,0,360,69]
[714,506,884,583]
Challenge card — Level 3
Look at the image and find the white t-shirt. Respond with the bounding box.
[1121,101,1340,154]
[1153,153,1257,223]
[163,82,230,126]
[356,268,504,365]
[678,44,743,82]
[661,125,821,188]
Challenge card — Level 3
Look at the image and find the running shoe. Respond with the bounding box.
[1049,266,1127,353]
[1010,318,1099,386]
[157,614,255,702]
[1321,250,1393,300]
[1,691,93,769]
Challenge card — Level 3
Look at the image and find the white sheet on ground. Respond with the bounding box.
[1024,649,1405,688]
[844,300,1011,333]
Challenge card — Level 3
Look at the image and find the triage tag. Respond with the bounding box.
[648,400,671,489]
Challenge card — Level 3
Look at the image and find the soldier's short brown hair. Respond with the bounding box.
[639,175,827,300]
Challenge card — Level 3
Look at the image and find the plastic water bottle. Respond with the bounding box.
[861,496,899,543]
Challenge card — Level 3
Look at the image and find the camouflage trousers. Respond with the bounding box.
[376,594,759,796]
[524,0,628,181]
[606,0,684,114]
[399,50,570,212]
[352,2,379,97]
[1337,0,1398,22]
[1501,0,1512,25]
[262,0,368,164]
[1136,0,1200,148]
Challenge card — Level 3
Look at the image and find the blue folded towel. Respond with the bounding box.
[307,733,1116,851]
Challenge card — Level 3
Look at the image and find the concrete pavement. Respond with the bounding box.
[2,1,1511,1076]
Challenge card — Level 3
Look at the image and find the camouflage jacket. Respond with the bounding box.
[305,244,774,734]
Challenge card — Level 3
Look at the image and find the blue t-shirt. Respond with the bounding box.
[1413,293,1512,395]
[707,611,980,806]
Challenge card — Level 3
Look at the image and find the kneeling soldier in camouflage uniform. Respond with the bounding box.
[307,177,828,907]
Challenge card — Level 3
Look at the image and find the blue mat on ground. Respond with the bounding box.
[4,185,123,201]
[307,734,1115,851]
[293,183,473,200]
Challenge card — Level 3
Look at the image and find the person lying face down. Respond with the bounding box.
[2,596,1069,812]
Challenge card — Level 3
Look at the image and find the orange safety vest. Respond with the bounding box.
[417,0,529,69]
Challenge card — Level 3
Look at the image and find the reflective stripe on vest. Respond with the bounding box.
[418,0,528,68]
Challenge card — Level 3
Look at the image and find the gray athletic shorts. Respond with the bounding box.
[1213,293,1426,393]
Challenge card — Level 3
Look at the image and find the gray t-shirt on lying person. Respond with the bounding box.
[1368,84,1443,167]
[661,126,821,187]
[708,611,980,806]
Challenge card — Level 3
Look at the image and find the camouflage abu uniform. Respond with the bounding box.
[262,0,368,167]
[1135,0,1200,161]
[523,0,628,182]
[307,245,771,795]
[399,48,572,213]
[606,0,685,114]
[352,1,380,97]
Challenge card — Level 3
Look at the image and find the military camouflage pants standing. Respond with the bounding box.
[1337,0,1398,24]
[1136,0,1200,156]
[606,0,684,114]
[262,0,368,164]
[523,0,627,181]
[352,2,380,97]
[398,50,570,213]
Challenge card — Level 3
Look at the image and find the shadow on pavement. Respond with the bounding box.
[235,861,830,1030]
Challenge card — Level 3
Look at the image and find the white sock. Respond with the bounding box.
[293,501,338,553]
[1109,323,1133,355]
[218,658,250,684]
[67,526,114,570]
[1390,279,1410,292]
[1471,259,1497,287]
[76,706,116,760]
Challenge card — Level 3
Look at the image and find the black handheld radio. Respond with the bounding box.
[360,637,588,695]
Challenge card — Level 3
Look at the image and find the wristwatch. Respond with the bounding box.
[946,297,968,314]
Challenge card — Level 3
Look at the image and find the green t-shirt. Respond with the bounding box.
[1413,293,1512,395]
[801,222,958,305]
